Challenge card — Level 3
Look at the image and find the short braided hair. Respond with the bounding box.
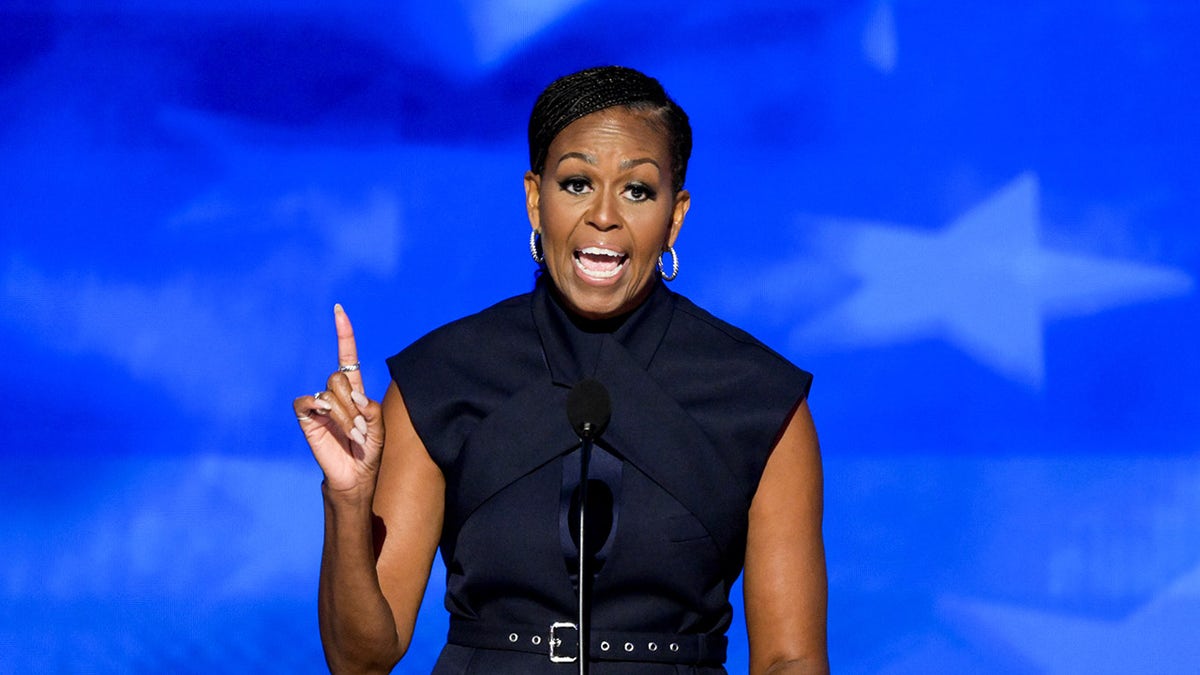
[528,66,692,193]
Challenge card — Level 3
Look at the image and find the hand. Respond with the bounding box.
[293,304,385,495]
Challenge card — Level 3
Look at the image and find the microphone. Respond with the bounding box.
[565,378,610,674]
[567,378,611,440]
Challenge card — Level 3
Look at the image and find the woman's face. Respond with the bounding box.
[525,107,690,320]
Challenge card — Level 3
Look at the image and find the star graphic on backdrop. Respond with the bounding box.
[3,108,408,419]
[940,564,1200,674]
[465,0,589,65]
[788,173,1194,387]
[862,0,898,73]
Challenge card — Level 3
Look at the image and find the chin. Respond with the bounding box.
[571,285,650,320]
[570,298,622,320]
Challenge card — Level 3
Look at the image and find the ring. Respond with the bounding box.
[296,414,312,421]
[314,391,325,400]
[338,362,361,373]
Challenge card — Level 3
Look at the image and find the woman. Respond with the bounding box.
[294,66,827,674]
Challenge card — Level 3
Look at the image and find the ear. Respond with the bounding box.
[524,171,542,232]
[667,189,690,248]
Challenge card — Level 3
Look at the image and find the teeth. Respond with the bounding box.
[579,246,622,258]
[574,257,623,278]
[574,246,627,279]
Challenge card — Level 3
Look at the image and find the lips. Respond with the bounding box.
[573,246,628,280]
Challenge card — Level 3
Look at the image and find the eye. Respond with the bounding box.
[559,177,592,195]
[624,183,657,202]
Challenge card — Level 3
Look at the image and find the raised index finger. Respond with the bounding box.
[334,303,365,392]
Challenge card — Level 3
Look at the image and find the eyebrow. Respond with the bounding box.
[555,152,661,171]
[621,157,661,170]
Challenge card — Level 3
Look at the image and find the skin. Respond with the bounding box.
[745,401,829,674]
[294,108,828,674]
[293,306,441,673]
[524,108,690,321]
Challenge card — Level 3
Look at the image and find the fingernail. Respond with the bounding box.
[315,399,333,411]
[350,427,366,445]
[334,302,344,314]
[354,415,367,436]
[351,390,367,407]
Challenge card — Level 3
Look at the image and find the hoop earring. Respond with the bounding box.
[530,230,544,264]
[658,246,679,281]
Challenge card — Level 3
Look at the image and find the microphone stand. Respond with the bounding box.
[565,378,609,675]
[576,423,593,675]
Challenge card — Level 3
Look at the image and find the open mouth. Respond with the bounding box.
[573,246,628,280]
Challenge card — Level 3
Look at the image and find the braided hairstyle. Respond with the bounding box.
[528,66,692,193]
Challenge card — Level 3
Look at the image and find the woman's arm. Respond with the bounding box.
[743,400,829,675]
[317,381,445,674]
[295,305,444,674]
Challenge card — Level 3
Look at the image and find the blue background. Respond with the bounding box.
[3,1,1198,672]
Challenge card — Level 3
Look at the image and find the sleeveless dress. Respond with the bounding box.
[387,277,811,674]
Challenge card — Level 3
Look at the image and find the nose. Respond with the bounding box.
[586,189,621,231]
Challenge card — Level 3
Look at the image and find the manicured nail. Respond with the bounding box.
[354,415,367,437]
[334,302,344,314]
[350,427,366,445]
[314,398,333,411]
[350,390,367,407]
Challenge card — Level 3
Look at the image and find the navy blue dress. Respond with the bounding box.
[387,277,811,673]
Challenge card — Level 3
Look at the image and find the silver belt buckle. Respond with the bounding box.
[548,621,578,663]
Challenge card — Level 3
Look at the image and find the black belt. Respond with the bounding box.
[447,619,727,665]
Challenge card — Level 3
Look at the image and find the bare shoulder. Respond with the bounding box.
[374,382,444,544]
[744,401,829,674]
[371,382,446,653]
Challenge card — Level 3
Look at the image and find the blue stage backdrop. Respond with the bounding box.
[3,2,1197,673]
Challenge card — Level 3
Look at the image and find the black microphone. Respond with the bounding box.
[565,378,610,674]
[567,378,611,440]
